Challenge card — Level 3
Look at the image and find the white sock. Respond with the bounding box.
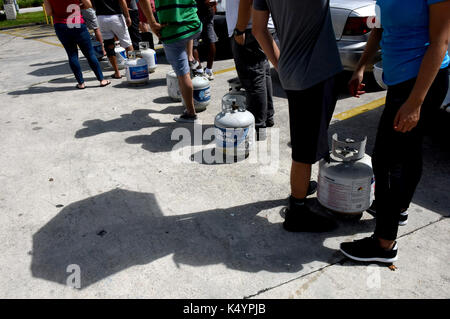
[205,68,213,74]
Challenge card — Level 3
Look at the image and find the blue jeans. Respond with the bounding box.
[163,32,201,76]
[54,23,104,84]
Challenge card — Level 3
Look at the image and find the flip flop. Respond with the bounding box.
[111,74,122,79]
[100,80,111,87]
[76,84,86,89]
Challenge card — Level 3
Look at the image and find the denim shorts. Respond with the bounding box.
[163,32,201,76]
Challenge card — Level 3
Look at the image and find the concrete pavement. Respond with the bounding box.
[0,25,449,299]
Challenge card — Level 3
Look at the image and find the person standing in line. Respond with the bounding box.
[191,0,218,80]
[252,0,343,232]
[226,0,275,141]
[80,3,107,57]
[137,0,156,49]
[43,0,111,89]
[340,0,449,263]
[92,0,134,79]
[139,0,202,123]
[127,0,143,50]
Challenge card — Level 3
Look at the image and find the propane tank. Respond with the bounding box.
[166,70,182,102]
[125,51,149,85]
[114,41,127,70]
[139,42,157,73]
[214,82,255,160]
[317,134,375,216]
[90,33,104,60]
[183,75,211,112]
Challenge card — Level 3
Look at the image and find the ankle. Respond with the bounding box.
[377,237,395,250]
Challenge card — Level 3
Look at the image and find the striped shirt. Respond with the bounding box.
[155,0,202,43]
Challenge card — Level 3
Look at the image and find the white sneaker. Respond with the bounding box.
[204,68,214,81]
[189,59,200,70]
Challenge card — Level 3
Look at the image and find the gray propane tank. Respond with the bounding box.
[214,80,255,159]
[125,51,149,85]
[139,42,157,73]
[166,70,182,102]
[183,74,211,112]
[114,41,127,70]
[317,134,375,216]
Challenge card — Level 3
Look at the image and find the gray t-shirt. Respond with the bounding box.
[253,0,342,91]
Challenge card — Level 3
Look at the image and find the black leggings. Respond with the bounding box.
[373,67,449,241]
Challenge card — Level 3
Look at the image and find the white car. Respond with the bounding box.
[215,0,380,70]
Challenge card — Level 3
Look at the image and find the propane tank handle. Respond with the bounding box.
[331,134,367,161]
[228,77,243,92]
[127,51,136,59]
[139,42,149,50]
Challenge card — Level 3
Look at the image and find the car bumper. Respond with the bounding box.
[337,40,381,72]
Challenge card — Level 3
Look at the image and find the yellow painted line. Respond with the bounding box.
[214,66,236,75]
[0,29,63,48]
[334,97,386,121]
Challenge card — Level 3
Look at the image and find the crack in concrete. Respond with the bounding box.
[243,215,449,299]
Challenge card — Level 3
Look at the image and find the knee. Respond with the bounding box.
[104,39,115,57]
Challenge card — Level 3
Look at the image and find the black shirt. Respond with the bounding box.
[93,0,123,16]
[196,0,214,19]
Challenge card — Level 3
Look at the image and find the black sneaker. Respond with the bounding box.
[266,118,274,128]
[283,196,338,233]
[174,111,198,123]
[367,201,408,226]
[340,235,398,263]
[307,181,317,196]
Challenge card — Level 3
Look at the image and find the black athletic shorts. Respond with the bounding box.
[193,15,218,47]
[285,75,339,164]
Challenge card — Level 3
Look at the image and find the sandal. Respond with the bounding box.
[76,83,86,89]
[111,74,122,79]
[100,80,111,87]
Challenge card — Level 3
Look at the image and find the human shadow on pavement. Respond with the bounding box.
[75,108,214,153]
[30,188,375,289]
[126,122,215,153]
[7,85,80,96]
[28,59,92,78]
[75,109,166,138]
[329,106,450,218]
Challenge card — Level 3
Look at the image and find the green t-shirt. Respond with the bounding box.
[155,0,202,44]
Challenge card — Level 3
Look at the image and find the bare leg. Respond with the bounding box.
[178,73,196,116]
[206,42,216,70]
[186,39,194,62]
[105,42,121,78]
[291,161,311,199]
[193,47,203,71]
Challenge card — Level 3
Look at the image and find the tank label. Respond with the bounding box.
[318,172,374,213]
[194,87,211,103]
[129,65,148,80]
[215,126,251,152]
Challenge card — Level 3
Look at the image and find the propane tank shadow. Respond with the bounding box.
[30,188,376,289]
[190,148,249,165]
[112,78,166,90]
[153,97,180,105]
